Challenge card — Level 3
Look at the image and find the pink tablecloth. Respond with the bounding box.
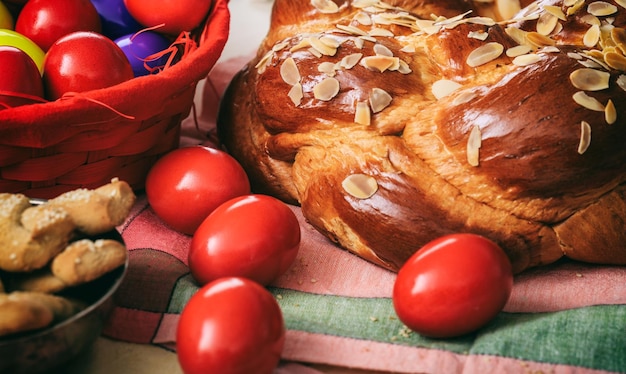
[101,53,626,373]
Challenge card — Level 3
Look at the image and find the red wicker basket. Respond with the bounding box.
[0,0,230,199]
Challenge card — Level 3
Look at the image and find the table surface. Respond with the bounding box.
[58,1,626,373]
[62,336,373,374]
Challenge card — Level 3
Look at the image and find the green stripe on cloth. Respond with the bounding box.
[269,287,474,353]
[166,277,626,372]
[167,274,198,313]
[475,308,626,372]
[269,287,626,372]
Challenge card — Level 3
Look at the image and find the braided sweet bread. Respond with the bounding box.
[218,0,626,273]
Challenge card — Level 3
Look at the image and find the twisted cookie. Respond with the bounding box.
[46,177,137,235]
[6,239,128,293]
[51,239,127,287]
[0,179,134,273]
[219,0,626,273]
[0,194,74,272]
[0,291,85,336]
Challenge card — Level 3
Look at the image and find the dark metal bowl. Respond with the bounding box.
[0,208,128,374]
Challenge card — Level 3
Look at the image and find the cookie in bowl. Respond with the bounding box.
[0,178,135,373]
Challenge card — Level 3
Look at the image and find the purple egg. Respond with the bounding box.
[115,31,172,77]
[90,0,143,40]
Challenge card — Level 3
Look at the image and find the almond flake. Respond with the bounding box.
[604,51,626,71]
[578,121,591,154]
[342,174,378,199]
[467,125,482,167]
[444,20,470,30]
[617,74,626,90]
[580,14,601,25]
[585,49,605,60]
[308,37,338,56]
[466,42,504,67]
[611,27,626,53]
[468,30,489,41]
[374,2,396,10]
[587,1,618,16]
[544,5,567,20]
[564,0,579,6]
[369,87,392,113]
[359,35,377,43]
[280,58,301,86]
[540,46,560,53]
[288,83,303,106]
[313,77,340,101]
[353,37,365,49]
[536,12,558,35]
[373,44,394,56]
[354,11,373,26]
[416,19,440,35]
[397,60,412,74]
[466,16,497,26]
[569,68,610,90]
[583,24,601,47]
[526,31,556,47]
[568,52,584,59]
[352,0,378,8]
[513,10,541,22]
[400,44,415,53]
[434,10,473,28]
[364,5,384,13]
[369,28,394,37]
[432,79,462,99]
[336,24,368,36]
[578,58,604,69]
[341,53,363,69]
[318,61,338,76]
[553,22,564,34]
[506,44,533,57]
[372,11,418,27]
[308,47,323,58]
[513,53,543,66]
[505,26,527,45]
[452,91,478,105]
[311,0,339,14]
[272,42,289,52]
[425,25,445,34]
[354,101,371,125]
[615,0,626,8]
[567,0,585,15]
[497,0,522,20]
[605,99,617,124]
[579,53,610,70]
[388,59,403,72]
[320,36,341,48]
[572,91,605,111]
[360,55,398,72]
[290,39,312,52]
[255,51,274,73]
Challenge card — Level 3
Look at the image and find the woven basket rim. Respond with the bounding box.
[0,0,230,130]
